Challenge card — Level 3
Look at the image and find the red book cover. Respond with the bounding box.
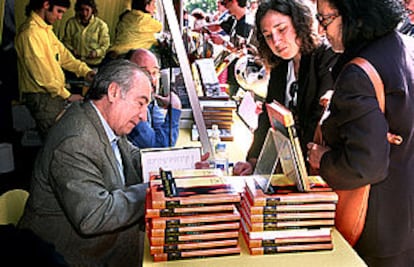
[150,208,240,229]
[240,217,332,240]
[244,176,338,207]
[152,245,240,262]
[242,192,336,215]
[240,206,335,231]
[150,239,239,254]
[149,176,241,209]
[145,188,237,218]
[240,219,332,248]
[146,203,237,218]
[266,101,295,128]
[149,230,240,246]
[240,198,335,223]
[149,221,240,237]
[248,242,333,255]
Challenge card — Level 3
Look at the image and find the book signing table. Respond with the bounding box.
[142,115,367,266]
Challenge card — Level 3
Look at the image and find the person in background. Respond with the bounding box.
[207,0,254,96]
[191,8,207,31]
[232,0,338,176]
[107,0,162,58]
[307,0,414,266]
[18,59,152,267]
[126,48,182,148]
[62,0,110,68]
[15,0,95,140]
[399,0,414,37]
[246,0,259,25]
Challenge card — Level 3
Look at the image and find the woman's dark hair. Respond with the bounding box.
[131,0,151,13]
[255,0,318,68]
[326,0,405,49]
[25,0,71,16]
[75,0,98,16]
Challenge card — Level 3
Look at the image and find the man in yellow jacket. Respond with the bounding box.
[15,0,95,140]
[108,0,162,57]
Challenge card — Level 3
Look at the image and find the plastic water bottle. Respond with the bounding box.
[209,124,221,158]
[214,143,229,175]
[191,124,199,141]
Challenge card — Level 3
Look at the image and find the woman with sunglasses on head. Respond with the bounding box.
[307,0,414,266]
[232,0,338,176]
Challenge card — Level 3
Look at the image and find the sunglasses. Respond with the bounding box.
[315,13,340,30]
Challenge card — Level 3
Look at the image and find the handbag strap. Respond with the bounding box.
[348,57,384,112]
[347,57,402,145]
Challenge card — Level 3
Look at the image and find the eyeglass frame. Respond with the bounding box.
[315,13,340,30]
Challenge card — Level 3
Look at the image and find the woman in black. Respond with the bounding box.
[233,0,338,175]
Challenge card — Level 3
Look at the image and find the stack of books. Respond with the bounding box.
[199,100,237,141]
[145,169,242,262]
[240,175,338,255]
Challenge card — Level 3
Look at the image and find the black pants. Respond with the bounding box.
[361,248,414,267]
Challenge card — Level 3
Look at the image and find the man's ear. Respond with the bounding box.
[107,82,120,103]
[43,1,50,10]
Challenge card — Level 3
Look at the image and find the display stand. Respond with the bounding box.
[254,101,310,192]
[254,128,307,193]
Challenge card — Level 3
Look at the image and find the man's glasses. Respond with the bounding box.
[315,13,340,30]
[407,8,414,16]
[288,81,298,111]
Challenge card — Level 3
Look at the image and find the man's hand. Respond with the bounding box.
[67,94,84,102]
[154,92,182,109]
[232,161,254,176]
[195,152,211,169]
[306,142,331,170]
[85,70,96,83]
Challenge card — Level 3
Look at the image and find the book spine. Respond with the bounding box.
[249,242,333,255]
[149,222,240,237]
[150,211,240,229]
[153,246,240,262]
[149,231,240,246]
[150,239,239,254]
[247,219,335,232]
[146,204,237,218]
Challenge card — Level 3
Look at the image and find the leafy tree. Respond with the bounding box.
[185,0,217,15]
